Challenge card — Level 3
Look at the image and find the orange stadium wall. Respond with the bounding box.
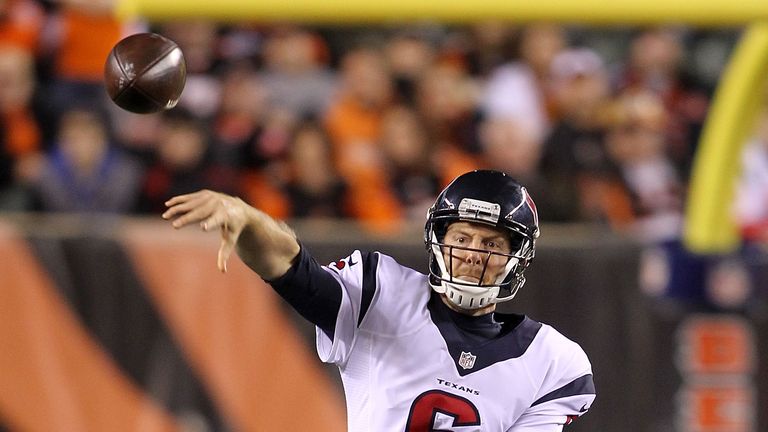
[0,218,346,432]
[0,216,765,432]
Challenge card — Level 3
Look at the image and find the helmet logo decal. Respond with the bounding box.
[458,198,500,224]
[458,351,477,370]
[523,187,539,230]
[506,187,539,238]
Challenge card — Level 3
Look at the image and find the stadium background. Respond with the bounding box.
[1,1,767,431]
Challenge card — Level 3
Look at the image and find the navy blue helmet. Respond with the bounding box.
[425,170,539,309]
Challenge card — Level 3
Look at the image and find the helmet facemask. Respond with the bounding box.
[427,226,534,310]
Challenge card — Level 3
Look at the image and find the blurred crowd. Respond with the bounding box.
[0,1,766,310]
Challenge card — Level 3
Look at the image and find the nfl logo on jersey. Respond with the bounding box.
[458,351,477,370]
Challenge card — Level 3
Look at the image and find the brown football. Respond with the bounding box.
[104,33,186,114]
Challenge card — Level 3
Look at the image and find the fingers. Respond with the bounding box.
[164,190,207,207]
[163,191,219,229]
[162,192,204,221]
[162,198,201,222]
[173,203,220,228]
[200,211,224,232]
[218,224,236,273]
[163,190,243,273]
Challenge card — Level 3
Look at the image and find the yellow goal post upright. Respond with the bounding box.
[684,24,768,254]
[115,0,768,254]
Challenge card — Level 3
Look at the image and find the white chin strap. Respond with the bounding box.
[430,233,519,310]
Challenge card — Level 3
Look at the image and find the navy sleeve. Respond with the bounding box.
[266,245,342,339]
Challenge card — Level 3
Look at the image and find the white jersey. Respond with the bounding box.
[317,250,596,432]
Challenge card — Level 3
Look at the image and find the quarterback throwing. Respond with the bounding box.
[162,170,596,431]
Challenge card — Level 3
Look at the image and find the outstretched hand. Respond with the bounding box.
[162,190,249,273]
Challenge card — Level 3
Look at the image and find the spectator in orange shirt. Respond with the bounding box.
[42,0,123,133]
[0,0,46,208]
[0,44,43,210]
[0,0,45,53]
[325,46,392,180]
[324,46,402,231]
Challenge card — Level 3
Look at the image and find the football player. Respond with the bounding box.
[163,170,596,431]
